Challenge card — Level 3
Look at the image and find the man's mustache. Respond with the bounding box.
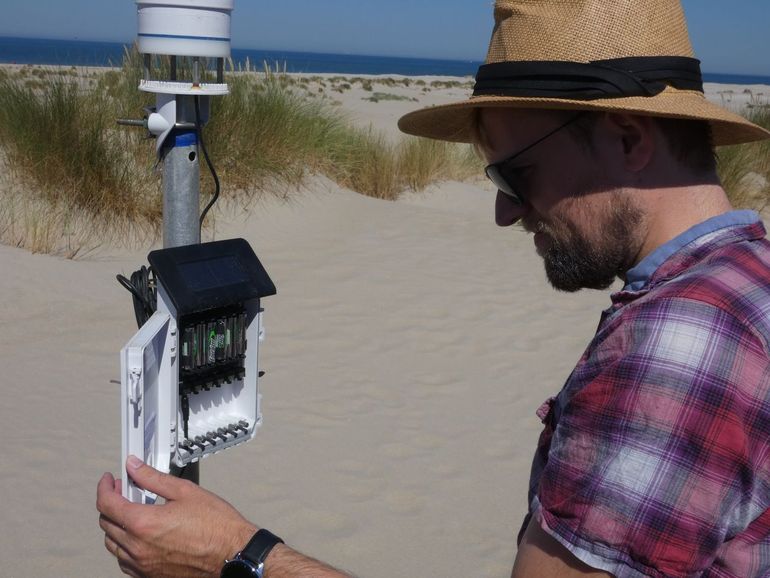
[522,217,547,235]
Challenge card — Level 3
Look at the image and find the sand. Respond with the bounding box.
[0,180,611,577]
[0,70,768,577]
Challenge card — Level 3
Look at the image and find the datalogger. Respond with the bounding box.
[120,238,276,503]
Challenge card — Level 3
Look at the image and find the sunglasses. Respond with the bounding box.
[484,112,587,205]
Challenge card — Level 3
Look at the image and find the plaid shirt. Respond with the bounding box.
[525,217,770,577]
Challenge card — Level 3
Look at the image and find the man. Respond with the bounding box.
[97,0,770,576]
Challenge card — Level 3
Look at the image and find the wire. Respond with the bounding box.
[116,266,157,328]
[195,95,221,239]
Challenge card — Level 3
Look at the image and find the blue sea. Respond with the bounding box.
[1,36,769,85]
[0,36,482,77]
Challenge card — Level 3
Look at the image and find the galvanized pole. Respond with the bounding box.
[163,132,200,248]
[163,96,201,484]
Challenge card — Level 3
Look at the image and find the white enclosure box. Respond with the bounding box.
[121,239,276,504]
[136,0,234,58]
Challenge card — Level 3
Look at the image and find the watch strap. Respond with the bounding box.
[240,528,284,567]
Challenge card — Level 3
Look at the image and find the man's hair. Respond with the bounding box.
[568,113,717,174]
[470,108,491,156]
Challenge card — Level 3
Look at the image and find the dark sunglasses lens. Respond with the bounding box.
[485,165,511,194]
[485,165,522,204]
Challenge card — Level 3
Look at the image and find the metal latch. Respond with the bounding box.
[129,367,142,406]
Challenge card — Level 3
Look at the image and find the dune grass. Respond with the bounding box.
[203,70,479,200]
[0,68,160,253]
[397,137,481,191]
[0,49,482,254]
[717,104,770,212]
[0,78,157,219]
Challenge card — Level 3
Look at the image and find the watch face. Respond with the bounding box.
[221,559,262,578]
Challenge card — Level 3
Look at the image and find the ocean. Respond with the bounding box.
[1,36,769,85]
[0,36,482,78]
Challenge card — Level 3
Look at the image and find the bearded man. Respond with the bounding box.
[97,1,770,576]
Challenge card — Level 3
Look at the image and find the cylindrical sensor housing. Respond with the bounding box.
[136,0,234,58]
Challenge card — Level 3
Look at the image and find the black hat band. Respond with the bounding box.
[473,56,703,100]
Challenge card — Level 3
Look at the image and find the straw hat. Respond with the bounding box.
[398,0,770,146]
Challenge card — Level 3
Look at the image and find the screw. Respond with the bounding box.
[204,433,219,445]
[227,424,244,436]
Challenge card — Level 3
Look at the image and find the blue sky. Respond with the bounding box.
[1,0,768,75]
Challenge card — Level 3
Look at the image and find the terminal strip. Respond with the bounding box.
[178,419,253,462]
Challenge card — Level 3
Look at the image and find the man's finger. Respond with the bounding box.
[104,533,117,556]
[105,533,142,577]
[97,472,130,524]
[118,563,142,578]
[125,455,188,501]
[104,534,133,559]
[99,513,128,543]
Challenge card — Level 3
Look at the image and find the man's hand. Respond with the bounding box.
[96,455,257,577]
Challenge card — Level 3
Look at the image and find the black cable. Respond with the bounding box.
[181,393,190,439]
[195,95,221,239]
[116,266,157,328]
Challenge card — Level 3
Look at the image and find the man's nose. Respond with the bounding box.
[495,190,529,227]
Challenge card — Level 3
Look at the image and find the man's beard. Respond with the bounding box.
[534,196,642,293]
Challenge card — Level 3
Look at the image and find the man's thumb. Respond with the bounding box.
[126,455,185,500]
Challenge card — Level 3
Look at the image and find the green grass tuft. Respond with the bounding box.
[362,92,418,103]
[717,105,770,212]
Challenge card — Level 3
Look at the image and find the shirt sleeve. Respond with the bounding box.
[534,296,770,578]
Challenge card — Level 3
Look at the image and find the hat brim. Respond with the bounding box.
[397,87,770,147]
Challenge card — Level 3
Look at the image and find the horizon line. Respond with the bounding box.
[0,34,484,65]
[2,34,769,78]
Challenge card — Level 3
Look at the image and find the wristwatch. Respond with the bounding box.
[221,528,284,578]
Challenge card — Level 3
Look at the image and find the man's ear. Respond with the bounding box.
[601,113,656,173]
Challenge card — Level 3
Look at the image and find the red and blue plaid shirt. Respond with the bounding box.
[525,214,770,577]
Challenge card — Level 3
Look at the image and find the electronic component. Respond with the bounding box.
[120,238,276,503]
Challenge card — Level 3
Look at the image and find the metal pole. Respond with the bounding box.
[162,131,200,248]
[143,54,151,82]
[162,111,201,484]
[193,57,201,87]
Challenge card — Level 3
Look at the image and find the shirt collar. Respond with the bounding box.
[623,210,763,292]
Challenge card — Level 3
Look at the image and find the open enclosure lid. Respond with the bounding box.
[121,311,174,504]
[148,238,276,317]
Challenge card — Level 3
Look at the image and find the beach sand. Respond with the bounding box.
[0,70,767,577]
